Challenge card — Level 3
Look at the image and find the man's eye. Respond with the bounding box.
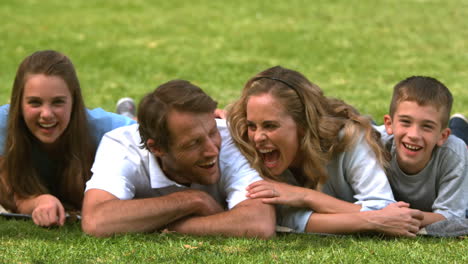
[185,139,199,149]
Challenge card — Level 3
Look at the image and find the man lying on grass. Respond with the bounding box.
[81,80,276,238]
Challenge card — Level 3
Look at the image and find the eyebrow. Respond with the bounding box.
[24,96,69,100]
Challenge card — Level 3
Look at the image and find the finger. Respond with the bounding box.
[45,209,58,226]
[411,210,424,221]
[57,202,66,226]
[411,218,422,229]
[408,225,419,234]
[261,198,280,205]
[248,189,278,199]
[33,209,49,226]
[247,184,273,196]
[32,211,41,226]
[394,201,410,208]
[246,180,268,190]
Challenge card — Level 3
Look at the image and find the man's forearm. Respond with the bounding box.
[81,190,211,237]
[168,199,276,239]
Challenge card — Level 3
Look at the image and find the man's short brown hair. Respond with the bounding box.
[137,80,218,151]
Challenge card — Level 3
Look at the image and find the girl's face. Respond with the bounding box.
[21,74,73,148]
[246,93,301,176]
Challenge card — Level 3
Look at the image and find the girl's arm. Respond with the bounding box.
[15,193,66,227]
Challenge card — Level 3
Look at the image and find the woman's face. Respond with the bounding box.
[246,93,301,176]
[21,74,73,147]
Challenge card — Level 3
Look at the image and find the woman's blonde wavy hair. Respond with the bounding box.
[227,66,387,189]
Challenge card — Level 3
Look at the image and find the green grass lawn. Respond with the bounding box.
[1,219,466,263]
[1,0,467,263]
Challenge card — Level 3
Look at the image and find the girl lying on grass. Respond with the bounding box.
[0,50,134,227]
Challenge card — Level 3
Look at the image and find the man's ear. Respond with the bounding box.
[147,139,164,157]
[383,114,394,135]
[437,128,451,147]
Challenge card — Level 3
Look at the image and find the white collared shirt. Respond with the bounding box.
[85,120,261,209]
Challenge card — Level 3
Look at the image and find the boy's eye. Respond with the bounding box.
[399,119,410,126]
[422,124,434,131]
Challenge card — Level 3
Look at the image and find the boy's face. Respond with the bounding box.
[384,101,450,175]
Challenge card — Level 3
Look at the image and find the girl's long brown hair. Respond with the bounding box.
[0,50,95,211]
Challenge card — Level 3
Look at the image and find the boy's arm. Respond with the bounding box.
[430,137,468,222]
[421,212,446,227]
[166,198,276,239]
[81,188,224,237]
[305,202,424,237]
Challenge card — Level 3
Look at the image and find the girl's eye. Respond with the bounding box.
[53,99,66,105]
[28,100,41,107]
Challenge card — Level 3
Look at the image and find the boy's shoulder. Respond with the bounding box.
[436,134,467,158]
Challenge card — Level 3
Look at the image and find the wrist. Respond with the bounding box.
[357,211,379,232]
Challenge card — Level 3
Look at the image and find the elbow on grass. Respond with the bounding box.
[245,220,276,239]
[81,215,111,238]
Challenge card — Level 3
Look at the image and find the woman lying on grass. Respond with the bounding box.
[0,50,134,227]
[227,66,424,237]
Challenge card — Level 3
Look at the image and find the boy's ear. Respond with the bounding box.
[147,138,165,157]
[436,128,451,147]
[383,115,394,135]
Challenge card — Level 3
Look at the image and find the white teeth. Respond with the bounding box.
[39,123,56,128]
[403,143,421,151]
[259,149,274,154]
[200,159,216,166]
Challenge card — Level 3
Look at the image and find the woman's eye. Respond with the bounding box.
[247,124,256,131]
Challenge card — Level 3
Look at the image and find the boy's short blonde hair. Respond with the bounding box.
[389,76,453,128]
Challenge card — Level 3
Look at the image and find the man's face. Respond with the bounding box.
[156,110,221,185]
[384,101,450,174]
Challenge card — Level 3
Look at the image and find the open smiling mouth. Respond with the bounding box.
[39,122,57,129]
[259,148,280,167]
[403,142,422,151]
[198,158,217,169]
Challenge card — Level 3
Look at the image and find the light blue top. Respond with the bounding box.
[277,131,396,232]
[0,104,136,155]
